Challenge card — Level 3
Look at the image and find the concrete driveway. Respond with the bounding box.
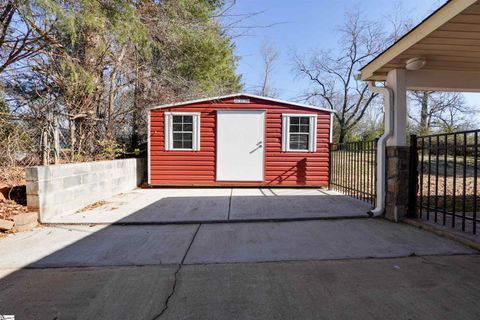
[44,188,373,224]
[1,255,479,320]
[0,219,478,319]
[0,188,478,319]
[0,219,474,269]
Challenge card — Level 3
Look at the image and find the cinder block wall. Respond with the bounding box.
[26,158,146,222]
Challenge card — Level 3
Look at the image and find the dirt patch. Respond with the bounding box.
[0,185,27,205]
[0,166,31,234]
[0,167,28,222]
[0,198,32,234]
[419,175,479,212]
[0,166,25,187]
[76,200,109,213]
[0,165,27,208]
[0,199,29,220]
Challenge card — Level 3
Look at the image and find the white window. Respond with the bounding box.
[282,114,317,152]
[164,112,200,151]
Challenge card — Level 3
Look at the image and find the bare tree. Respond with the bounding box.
[256,40,279,98]
[294,11,384,143]
[384,1,415,43]
[408,91,473,135]
[0,0,53,74]
[1,0,244,168]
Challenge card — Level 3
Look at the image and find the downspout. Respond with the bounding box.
[367,81,394,217]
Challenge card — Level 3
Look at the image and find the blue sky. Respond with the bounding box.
[229,0,480,107]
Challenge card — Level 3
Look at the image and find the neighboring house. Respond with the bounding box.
[148,93,334,186]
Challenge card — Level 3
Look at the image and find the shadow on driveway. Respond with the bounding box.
[45,188,373,224]
[0,190,478,319]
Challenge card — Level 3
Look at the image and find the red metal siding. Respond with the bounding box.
[149,96,330,186]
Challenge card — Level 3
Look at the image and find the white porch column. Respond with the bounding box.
[384,69,410,221]
[386,69,407,147]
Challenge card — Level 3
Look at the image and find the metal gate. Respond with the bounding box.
[409,130,479,234]
[329,139,377,206]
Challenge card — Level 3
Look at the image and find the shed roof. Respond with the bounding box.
[149,93,336,113]
[360,0,480,81]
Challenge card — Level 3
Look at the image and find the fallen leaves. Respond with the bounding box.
[76,200,109,213]
[0,199,29,220]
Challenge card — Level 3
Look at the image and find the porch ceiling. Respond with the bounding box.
[360,0,480,81]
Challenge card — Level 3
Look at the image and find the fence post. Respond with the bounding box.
[407,134,418,217]
[53,116,60,164]
[328,142,332,190]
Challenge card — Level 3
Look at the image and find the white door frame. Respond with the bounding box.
[216,109,266,182]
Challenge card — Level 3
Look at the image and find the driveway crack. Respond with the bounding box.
[153,224,201,319]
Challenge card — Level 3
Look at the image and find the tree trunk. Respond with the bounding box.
[420,91,430,135]
[106,76,115,140]
[53,117,60,164]
[131,56,141,150]
[131,96,139,150]
[42,124,49,165]
[106,46,126,140]
[338,126,346,144]
[69,118,76,161]
[81,28,102,156]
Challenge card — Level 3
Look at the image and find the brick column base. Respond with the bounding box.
[385,146,410,221]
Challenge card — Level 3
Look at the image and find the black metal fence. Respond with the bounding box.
[409,130,479,234]
[329,140,377,206]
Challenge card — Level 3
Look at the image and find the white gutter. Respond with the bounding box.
[367,81,394,218]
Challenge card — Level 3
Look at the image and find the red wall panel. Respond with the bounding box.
[149,96,331,186]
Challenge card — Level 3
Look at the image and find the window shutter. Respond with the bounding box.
[282,115,289,152]
[164,113,172,151]
[309,115,317,152]
[193,114,201,151]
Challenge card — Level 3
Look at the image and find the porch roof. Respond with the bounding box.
[360,0,480,81]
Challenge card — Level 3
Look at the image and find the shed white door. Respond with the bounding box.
[216,110,265,181]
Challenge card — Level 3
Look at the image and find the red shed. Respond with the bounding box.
[148,93,334,187]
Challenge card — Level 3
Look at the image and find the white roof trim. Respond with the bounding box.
[148,93,336,113]
[359,0,477,81]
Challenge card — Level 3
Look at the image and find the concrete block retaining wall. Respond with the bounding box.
[26,158,146,222]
